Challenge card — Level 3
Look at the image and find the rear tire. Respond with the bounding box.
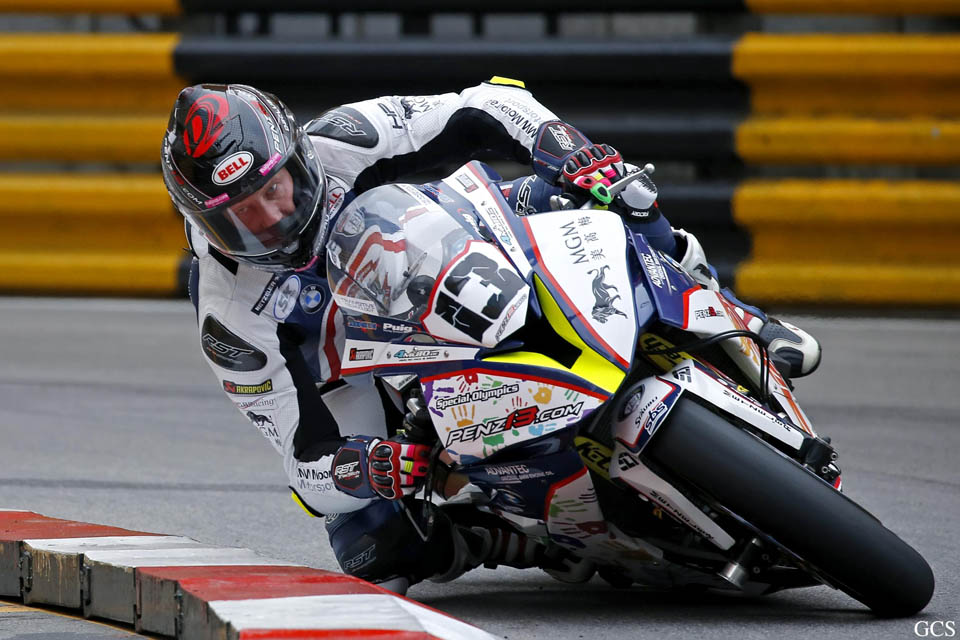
[644,399,934,616]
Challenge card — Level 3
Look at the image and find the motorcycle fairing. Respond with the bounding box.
[682,288,815,435]
[445,161,643,374]
[632,277,657,334]
[484,275,627,395]
[543,463,666,565]
[615,359,808,455]
[421,365,607,464]
[630,233,699,330]
[340,317,456,367]
[441,162,534,277]
[419,239,530,348]
[520,209,639,371]
[613,454,737,551]
[574,435,614,481]
[339,336,481,377]
[459,447,586,523]
[461,448,666,566]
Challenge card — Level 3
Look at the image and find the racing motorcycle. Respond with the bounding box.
[325,160,934,616]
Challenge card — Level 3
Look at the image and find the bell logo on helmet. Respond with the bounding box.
[183,93,229,158]
[213,151,254,185]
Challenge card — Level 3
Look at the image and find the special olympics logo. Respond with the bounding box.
[183,93,229,158]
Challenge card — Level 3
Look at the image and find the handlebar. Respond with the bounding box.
[550,162,658,212]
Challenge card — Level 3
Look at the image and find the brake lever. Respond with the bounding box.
[607,162,655,198]
[574,163,657,210]
[549,163,657,211]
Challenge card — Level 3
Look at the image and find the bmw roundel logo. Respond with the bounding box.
[299,284,325,314]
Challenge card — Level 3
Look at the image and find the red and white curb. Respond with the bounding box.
[0,509,497,639]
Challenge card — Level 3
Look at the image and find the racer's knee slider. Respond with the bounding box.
[325,500,454,587]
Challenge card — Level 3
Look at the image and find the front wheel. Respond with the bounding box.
[644,399,934,616]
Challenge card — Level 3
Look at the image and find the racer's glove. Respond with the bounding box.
[531,120,592,183]
[331,436,432,501]
[559,143,626,207]
[369,437,432,500]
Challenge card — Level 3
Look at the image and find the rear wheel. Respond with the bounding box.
[644,399,934,616]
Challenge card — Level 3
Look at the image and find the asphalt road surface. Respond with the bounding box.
[0,298,956,640]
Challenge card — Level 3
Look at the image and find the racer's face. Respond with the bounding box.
[230,168,296,242]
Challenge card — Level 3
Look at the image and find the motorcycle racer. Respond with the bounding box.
[161,79,821,593]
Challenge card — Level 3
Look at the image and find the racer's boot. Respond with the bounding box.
[430,524,543,582]
[431,523,597,585]
[358,509,541,593]
[738,304,822,379]
[373,576,411,594]
[674,229,821,379]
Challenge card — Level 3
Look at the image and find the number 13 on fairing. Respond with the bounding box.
[422,241,530,348]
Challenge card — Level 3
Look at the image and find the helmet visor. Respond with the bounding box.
[171,132,324,259]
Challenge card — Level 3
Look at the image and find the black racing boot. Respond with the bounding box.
[430,524,543,582]
[750,315,822,378]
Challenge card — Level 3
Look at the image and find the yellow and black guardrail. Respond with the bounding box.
[662,180,960,306]
[0,27,958,304]
[3,33,959,160]
[2,1,960,14]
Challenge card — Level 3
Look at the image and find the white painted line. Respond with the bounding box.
[393,598,500,640]
[0,508,33,512]
[209,594,497,640]
[82,546,301,568]
[23,536,202,552]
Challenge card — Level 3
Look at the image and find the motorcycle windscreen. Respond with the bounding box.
[326,183,481,320]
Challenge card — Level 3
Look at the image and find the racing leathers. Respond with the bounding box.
[186,79,694,587]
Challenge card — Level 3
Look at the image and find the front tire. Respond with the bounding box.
[644,399,934,616]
